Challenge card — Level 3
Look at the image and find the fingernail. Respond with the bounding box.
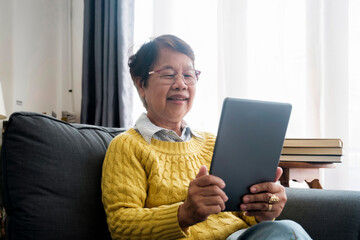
[251,187,257,192]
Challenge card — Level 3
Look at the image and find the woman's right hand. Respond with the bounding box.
[178,165,228,229]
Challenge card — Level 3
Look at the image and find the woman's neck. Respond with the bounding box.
[147,114,184,136]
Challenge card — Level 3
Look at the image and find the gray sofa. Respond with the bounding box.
[0,112,359,240]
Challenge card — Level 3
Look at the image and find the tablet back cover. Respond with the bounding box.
[209,98,292,211]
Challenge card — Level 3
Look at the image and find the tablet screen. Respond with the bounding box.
[209,98,292,211]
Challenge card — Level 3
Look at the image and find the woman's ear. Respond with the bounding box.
[134,77,145,98]
[134,77,148,109]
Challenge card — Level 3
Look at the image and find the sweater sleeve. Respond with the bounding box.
[101,135,189,240]
[239,212,258,226]
[231,211,258,226]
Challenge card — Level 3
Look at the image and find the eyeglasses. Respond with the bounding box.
[148,68,201,85]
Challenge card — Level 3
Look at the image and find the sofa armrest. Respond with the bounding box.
[278,187,360,240]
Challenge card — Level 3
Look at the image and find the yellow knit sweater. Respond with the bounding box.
[101,128,256,240]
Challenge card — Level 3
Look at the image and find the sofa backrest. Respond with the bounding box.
[0,112,126,240]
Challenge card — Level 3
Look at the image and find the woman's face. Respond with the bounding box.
[136,47,196,128]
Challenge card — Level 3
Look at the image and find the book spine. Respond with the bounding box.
[283,139,343,148]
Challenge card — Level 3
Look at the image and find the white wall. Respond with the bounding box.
[0,0,83,122]
[71,0,84,122]
[0,0,13,119]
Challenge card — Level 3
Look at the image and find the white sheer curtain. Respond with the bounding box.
[219,0,351,190]
[348,0,360,190]
[133,0,360,190]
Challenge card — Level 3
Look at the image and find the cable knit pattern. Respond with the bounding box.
[102,128,256,240]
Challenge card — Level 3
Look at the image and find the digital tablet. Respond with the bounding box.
[209,98,292,211]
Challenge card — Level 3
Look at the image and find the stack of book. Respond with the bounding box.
[280,138,343,163]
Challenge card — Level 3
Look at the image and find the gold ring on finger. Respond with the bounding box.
[267,204,273,211]
[269,194,280,204]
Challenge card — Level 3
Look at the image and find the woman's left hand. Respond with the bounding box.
[240,167,287,222]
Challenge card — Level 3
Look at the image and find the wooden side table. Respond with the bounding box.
[278,162,336,189]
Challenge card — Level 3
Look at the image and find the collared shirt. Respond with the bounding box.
[133,113,203,144]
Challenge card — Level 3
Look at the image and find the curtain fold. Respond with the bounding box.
[217,0,248,103]
[320,0,349,190]
[81,0,134,127]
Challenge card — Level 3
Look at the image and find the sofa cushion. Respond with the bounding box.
[0,112,126,240]
[279,187,360,240]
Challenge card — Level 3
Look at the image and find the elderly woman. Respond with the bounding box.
[101,35,311,240]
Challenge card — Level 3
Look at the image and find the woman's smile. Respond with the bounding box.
[167,94,189,103]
